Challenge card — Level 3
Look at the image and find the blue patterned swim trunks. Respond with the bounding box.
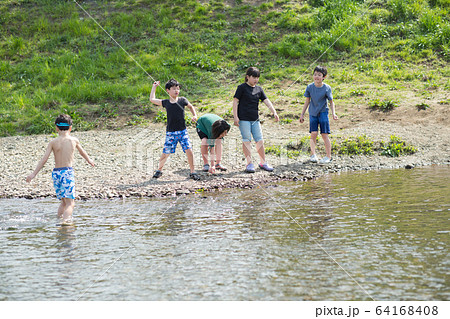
[163,129,192,154]
[52,167,75,199]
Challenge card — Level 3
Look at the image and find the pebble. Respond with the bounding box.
[1,123,449,199]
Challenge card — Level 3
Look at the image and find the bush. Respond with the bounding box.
[380,135,417,157]
[334,135,375,155]
[369,99,399,112]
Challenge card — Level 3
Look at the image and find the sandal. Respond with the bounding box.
[153,170,163,178]
[258,163,274,172]
[215,163,227,171]
[245,163,255,173]
[203,164,210,172]
[189,172,200,181]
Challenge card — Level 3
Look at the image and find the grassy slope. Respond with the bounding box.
[0,0,449,136]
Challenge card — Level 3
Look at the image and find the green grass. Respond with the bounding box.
[267,134,417,158]
[380,135,417,157]
[0,0,449,136]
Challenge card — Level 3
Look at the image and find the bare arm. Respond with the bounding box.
[299,97,310,123]
[232,98,239,126]
[187,102,197,123]
[150,81,163,106]
[329,100,338,120]
[262,99,279,122]
[76,140,95,167]
[209,146,216,174]
[26,142,53,182]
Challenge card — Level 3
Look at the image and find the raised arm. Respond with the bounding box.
[150,81,163,106]
[26,142,53,182]
[262,99,279,122]
[76,139,95,167]
[299,97,310,123]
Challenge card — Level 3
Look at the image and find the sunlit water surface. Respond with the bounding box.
[1,166,448,300]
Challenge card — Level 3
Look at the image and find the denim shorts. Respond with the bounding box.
[310,111,331,134]
[52,167,75,200]
[239,120,263,142]
[163,129,192,154]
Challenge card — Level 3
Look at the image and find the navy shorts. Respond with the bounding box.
[309,111,330,134]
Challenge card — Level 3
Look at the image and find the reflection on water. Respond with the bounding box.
[0,166,448,300]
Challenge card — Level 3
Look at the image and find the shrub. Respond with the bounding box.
[153,110,167,123]
[369,99,399,112]
[416,102,430,110]
[334,135,375,155]
[380,135,417,157]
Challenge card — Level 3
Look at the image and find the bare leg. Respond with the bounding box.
[157,153,170,171]
[201,138,209,165]
[215,139,222,165]
[322,133,332,158]
[255,140,266,165]
[185,148,195,173]
[61,198,75,224]
[57,200,65,218]
[310,132,318,155]
[242,141,252,165]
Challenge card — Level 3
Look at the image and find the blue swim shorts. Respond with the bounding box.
[52,167,75,200]
[163,129,192,154]
[239,120,263,142]
[309,111,331,134]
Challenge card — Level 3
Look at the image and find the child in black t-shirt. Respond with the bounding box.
[150,79,200,180]
[232,67,279,173]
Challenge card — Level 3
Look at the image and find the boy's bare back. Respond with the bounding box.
[51,135,78,168]
[26,130,94,183]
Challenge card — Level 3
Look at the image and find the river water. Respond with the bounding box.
[0,166,448,301]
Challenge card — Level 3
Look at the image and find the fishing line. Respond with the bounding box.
[272,0,377,103]
[253,1,378,300]
[73,0,189,112]
[73,0,376,300]
[73,0,155,82]
[256,182,375,300]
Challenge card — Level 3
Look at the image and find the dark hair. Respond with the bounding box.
[211,119,231,139]
[165,78,181,90]
[313,65,328,77]
[55,114,73,130]
[245,67,260,82]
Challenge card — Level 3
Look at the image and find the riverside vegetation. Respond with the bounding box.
[1,0,449,136]
[0,0,449,199]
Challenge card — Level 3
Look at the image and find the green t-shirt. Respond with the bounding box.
[196,113,223,146]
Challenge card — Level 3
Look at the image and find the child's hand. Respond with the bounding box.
[333,113,338,120]
[88,159,95,167]
[274,113,279,122]
[26,174,35,183]
[191,116,197,123]
[299,115,304,123]
[153,81,160,87]
[234,118,240,127]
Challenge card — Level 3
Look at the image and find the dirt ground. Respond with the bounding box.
[1,97,449,199]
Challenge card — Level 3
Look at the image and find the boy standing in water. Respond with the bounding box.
[26,114,95,225]
[299,66,338,164]
[150,79,200,180]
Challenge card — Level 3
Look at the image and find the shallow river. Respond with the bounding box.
[0,166,448,300]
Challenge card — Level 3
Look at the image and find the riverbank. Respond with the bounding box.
[1,112,449,199]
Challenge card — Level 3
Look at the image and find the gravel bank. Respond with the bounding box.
[1,120,449,200]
